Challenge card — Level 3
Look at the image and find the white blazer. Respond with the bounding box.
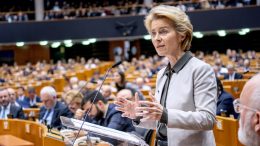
[136,55,217,146]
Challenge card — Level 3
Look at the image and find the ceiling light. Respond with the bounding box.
[16,42,24,47]
[144,35,151,40]
[51,42,61,48]
[217,30,226,37]
[39,41,48,46]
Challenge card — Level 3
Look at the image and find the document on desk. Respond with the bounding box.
[60,116,148,146]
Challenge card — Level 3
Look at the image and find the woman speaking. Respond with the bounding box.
[115,5,217,146]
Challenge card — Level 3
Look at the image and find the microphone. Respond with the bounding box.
[111,61,122,68]
[72,61,122,145]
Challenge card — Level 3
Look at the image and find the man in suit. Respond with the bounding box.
[75,90,135,145]
[16,86,30,108]
[224,64,243,80]
[0,89,25,119]
[7,88,20,107]
[27,87,41,108]
[216,78,238,118]
[236,74,260,146]
[39,86,72,130]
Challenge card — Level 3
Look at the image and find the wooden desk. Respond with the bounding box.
[0,134,34,146]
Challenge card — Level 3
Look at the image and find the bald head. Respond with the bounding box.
[240,74,260,108]
[117,89,133,101]
[101,85,112,98]
[238,73,260,146]
[7,88,16,103]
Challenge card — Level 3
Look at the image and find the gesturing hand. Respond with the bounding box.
[114,92,140,119]
[136,93,163,122]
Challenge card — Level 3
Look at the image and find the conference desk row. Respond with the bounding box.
[0,116,243,146]
[0,119,65,146]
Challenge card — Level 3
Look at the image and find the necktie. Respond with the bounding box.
[1,107,7,119]
[43,109,51,125]
[157,66,172,140]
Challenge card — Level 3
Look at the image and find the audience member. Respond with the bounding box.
[27,87,41,108]
[234,74,260,146]
[0,89,25,119]
[216,78,238,118]
[7,88,20,107]
[39,86,73,129]
[101,85,114,101]
[77,90,135,132]
[224,64,243,80]
[16,87,30,108]
[63,90,83,116]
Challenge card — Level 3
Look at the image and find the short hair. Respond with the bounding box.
[28,87,36,93]
[64,90,83,104]
[40,86,57,98]
[81,90,107,107]
[17,86,25,91]
[144,5,193,51]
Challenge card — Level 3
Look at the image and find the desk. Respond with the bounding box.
[0,134,34,146]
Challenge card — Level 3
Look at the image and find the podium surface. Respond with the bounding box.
[0,134,34,146]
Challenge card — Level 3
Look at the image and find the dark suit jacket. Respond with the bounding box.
[217,91,239,119]
[0,104,25,119]
[26,96,41,108]
[16,96,30,108]
[93,104,135,132]
[39,101,73,129]
[224,73,243,80]
[91,104,135,145]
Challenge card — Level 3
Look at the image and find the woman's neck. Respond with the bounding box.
[167,51,185,67]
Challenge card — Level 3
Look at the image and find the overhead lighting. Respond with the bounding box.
[39,41,48,46]
[193,32,204,38]
[217,30,226,37]
[63,40,72,44]
[82,40,90,45]
[238,28,250,35]
[88,38,96,43]
[16,42,24,47]
[144,35,151,40]
[51,42,61,48]
[65,42,73,47]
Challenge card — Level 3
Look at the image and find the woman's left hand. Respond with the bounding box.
[136,93,163,122]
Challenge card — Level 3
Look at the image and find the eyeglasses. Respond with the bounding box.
[233,99,258,113]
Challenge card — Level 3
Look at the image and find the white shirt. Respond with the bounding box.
[40,107,54,126]
[0,104,11,119]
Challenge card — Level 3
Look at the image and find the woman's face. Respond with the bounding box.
[150,18,183,57]
[114,72,121,83]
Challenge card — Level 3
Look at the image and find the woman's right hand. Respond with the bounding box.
[114,92,139,119]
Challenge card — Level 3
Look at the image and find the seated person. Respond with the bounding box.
[7,88,20,107]
[236,74,260,146]
[224,64,243,80]
[63,90,83,117]
[116,89,134,101]
[39,86,73,130]
[135,77,151,91]
[0,89,25,119]
[216,78,238,118]
[101,85,115,101]
[74,90,135,145]
[16,86,30,108]
[27,87,41,108]
[76,90,135,132]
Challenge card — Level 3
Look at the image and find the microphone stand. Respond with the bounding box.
[72,61,122,146]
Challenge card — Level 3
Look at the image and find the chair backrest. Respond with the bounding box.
[213,116,244,146]
[0,119,47,146]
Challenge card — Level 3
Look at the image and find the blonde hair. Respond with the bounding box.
[64,90,83,104]
[144,5,193,51]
